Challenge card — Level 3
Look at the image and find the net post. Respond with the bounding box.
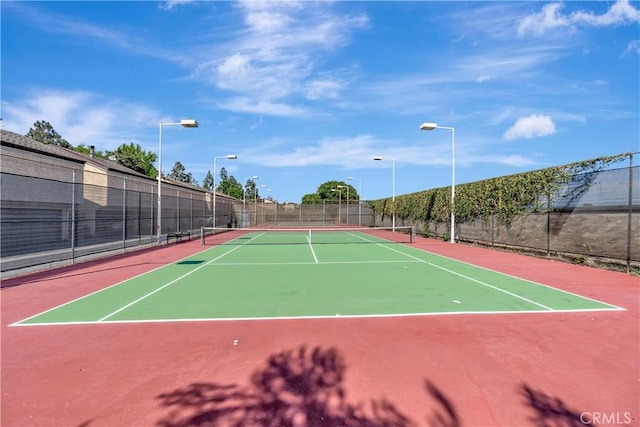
[200,227,204,245]
[410,226,415,243]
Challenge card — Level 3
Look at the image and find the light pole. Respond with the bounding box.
[260,186,271,225]
[331,187,342,224]
[347,176,361,226]
[255,184,267,226]
[243,176,259,205]
[157,119,198,244]
[336,184,348,224]
[420,122,455,243]
[373,156,395,231]
[243,176,259,227]
[212,154,237,229]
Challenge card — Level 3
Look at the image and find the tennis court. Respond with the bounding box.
[11,227,621,327]
[3,229,638,427]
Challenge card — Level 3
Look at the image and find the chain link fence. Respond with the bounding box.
[0,158,375,277]
[0,162,242,276]
[2,131,636,276]
[389,165,639,272]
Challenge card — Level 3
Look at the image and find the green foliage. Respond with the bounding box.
[168,161,197,185]
[106,142,157,177]
[74,144,106,159]
[202,171,214,191]
[302,181,359,204]
[244,178,259,201]
[302,193,323,204]
[217,168,243,199]
[26,120,71,148]
[369,153,631,225]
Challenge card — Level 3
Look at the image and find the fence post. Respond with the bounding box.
[627,153,634,273]
[122,178,126,251]
[546,192,551,255]
[151,183,155,239]
[71,169,76,263]
[491,213,495,246]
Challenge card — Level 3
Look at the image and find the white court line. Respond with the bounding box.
[11,306,625,327]
[350,232,624,311]
[97,232,267,321]
[405,244,626,310]
[205,260,422,266]
[307,234,319,263]
[10,242,237,326]
[11,231,624,327]
[349,232,556,311]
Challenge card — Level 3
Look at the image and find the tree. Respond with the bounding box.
[217,167,243,199]
[243,178,259,201]
[74,144,106,159]
[301,193,323,204]
[219,167,229,183]
[106,143,157,177]
[168,161,198,185]
[302,181,359,204]
[26,121,71,148]
[202,171,214,191]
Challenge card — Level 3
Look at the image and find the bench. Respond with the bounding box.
[166,231,191,244]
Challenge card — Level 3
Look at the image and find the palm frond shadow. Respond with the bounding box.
[155,345,590,427]
[519,384,590,427]
[156,345,416,427]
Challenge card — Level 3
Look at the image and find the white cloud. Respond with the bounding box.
[244,134,380,168]
[8,2,192,65]
[571,0,640,26]
[159,0,196,11]
[194,2,368,116]
[518,3,570,36]
[245,11,292,32]
[622,40,640,56]
[216,97,309,117]
[216,53,255,91]
[503,114,557,141]
[305,79,344,100]
[1,89,159,150]
[496,154,539,167]
[518,0,640,36]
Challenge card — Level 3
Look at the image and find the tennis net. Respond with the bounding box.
[200,226,414,246]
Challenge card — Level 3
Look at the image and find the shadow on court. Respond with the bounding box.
[154,345,592,426]
[519,384,591,426]
[155,345,420,426]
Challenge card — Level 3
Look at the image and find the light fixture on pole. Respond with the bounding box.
[243,176,259,206]
[243,176,259,227]
[347,176,362,226]
[260,186,271,224]
[212,154,237,229]
[338,185,347,224]
[331,187,342,224]
[255,184,267,226]
[157,119,198,244]
[373,156,395,231]
[420,122,455,243]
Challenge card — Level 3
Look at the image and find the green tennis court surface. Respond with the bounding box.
[12,229,622,326]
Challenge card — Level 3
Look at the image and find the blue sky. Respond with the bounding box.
[2,1,639,203]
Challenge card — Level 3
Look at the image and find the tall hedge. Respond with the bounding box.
[369,153,632,225]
